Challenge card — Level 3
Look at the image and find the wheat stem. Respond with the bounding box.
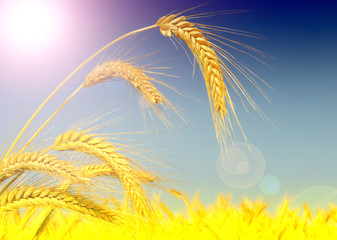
[21,85,84,154]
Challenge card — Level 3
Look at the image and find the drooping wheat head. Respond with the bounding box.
[154,11,266,150]
[157,14,229,111]
[155,14,234,149]
[0,151,88,184]
[0,186,120,223]
[51,130,151,217]
[84,59,183,128]
[85,59,163,105]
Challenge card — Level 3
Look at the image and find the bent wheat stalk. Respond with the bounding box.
[0,186,120,223]
[0,151,88,184]
[52,130,151,217]
[4,25,156,159]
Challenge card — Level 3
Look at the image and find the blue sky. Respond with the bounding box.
[0,0,337,212]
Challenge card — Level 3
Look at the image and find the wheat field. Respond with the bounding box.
[1,4,336,240]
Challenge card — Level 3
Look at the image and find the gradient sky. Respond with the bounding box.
[0,0,337,213]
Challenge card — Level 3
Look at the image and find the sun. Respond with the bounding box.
[0,0,61,52]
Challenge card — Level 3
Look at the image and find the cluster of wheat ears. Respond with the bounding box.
[0,6,269,236]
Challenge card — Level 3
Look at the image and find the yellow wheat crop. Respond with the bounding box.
[51,130,151,217]
[2,194,337,240]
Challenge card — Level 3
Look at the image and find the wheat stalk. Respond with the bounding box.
[4,26,156,159]
[81,163,157,183]
[0,151,88,184]
[0,186,120,223]
[155,13,244,149]
[51,130,151,217]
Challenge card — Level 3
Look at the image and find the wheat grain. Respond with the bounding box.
[0,186,120,223]
[0,152,88,183]
[52,130,151,217]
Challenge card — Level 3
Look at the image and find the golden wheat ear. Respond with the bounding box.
[0,151,89,184]
[155,10,270,151]
[0,186,121,223]
[84,59,164,104]
[83,58,185,128]
[51,130,152,217]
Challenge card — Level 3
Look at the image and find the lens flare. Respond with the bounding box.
[259,175,280,195]
[291,186,337,216]
[217,142,265,189]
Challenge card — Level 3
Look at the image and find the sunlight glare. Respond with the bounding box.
[1,0,60,51]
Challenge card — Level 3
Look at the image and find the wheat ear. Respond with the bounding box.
[155,14,242,149]
[84,59,181,127]
[0,151,88,183]
[81,163,157,183]
[0,186,120,223]
[85,59,164,105]
[52,130,151,216]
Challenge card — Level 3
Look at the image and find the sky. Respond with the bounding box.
[0,0,337,213]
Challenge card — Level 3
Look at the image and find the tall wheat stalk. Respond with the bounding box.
[3,26,157,159]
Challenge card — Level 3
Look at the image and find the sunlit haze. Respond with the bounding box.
[0,0,62,53]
